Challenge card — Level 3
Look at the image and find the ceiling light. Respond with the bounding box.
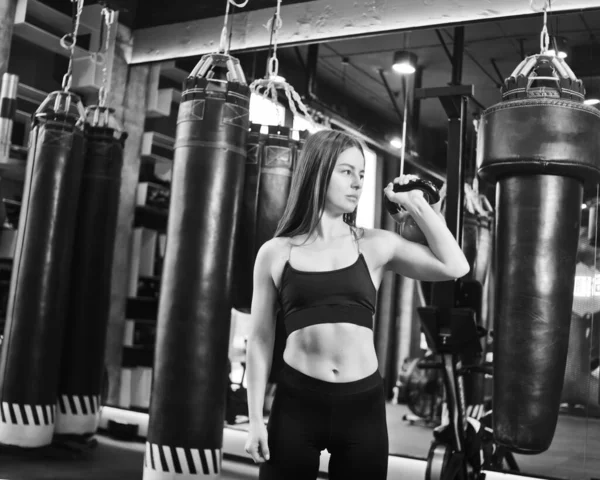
[547,49,568,59]
[390,137,403,149]
[392,51,417,75]
[548,36,570,59]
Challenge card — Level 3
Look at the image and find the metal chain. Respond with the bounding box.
[266,0,283,78]
[248,0,316,129]
[540,8,550,54]
[98,8,116,107]
[530,0,551,54]
[219,0,250,54]
[60,0,85,91]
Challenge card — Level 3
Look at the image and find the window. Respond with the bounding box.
[249,93,286,133]
[356,146,377,229]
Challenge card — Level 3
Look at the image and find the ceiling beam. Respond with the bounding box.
[130,0,600,64]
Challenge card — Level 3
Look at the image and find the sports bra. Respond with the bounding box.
[278,231,377,338]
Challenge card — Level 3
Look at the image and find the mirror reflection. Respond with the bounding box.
[0,1,599,480]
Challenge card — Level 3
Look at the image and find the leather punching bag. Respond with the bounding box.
[474,215,493,285]
[232,124,307,385]
[462,212,479,277]
[0,91,86,447]
[143,54,249,479]
[56,106,126,435]
[561,313,599,413]
[478,54,600,453]
[233,123,307,312]
[459,194,494,418]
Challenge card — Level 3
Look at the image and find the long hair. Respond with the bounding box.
[274,129,365,242]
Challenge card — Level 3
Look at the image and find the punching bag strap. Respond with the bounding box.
[189,54,247,86]
[503,1,583,102]
[248,0,316,129]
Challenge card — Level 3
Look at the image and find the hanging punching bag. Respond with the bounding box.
[478,54,600,453]
[233,124,306,313]
[0,90,86,447]
[462,211,479,275]
[474,214,493,285]
[454,185,494,287]
[450,187,494,421]
[143,54,249,479]
[55,106,126,436]
[233,124,307,385]
[561,313,599,412]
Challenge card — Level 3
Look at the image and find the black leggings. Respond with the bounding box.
[259,362,389,480]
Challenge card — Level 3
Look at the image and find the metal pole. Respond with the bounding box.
[451,26,465,85]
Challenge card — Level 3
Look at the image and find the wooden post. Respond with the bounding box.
[103,23,150,406]
[0,0,18,76]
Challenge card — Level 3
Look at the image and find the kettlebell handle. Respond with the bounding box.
[384,178,440,215]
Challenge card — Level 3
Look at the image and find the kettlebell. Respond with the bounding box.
[384,178,440,245]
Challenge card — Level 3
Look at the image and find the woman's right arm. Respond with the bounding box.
[246,240,278,427]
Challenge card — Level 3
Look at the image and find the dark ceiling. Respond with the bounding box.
[37,0,600,178]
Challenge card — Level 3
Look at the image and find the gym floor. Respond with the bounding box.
[0,404,598,480]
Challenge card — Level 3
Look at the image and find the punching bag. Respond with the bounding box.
[478,54,600,453]
[232,124,307,385]
[462,212,493,286]
[462,212,479,276]
[561,313,599,412]
[233,123,306,312]
[457,189,494,417]
[143,53,249,479]
[0,90,86,447]
[474,215,493,285]
[56,106,126,435]
[452,184,494,287]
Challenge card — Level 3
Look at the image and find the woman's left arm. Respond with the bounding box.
[406,194,469,275]
[380,189,470,281]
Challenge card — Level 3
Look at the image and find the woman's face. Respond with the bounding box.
[325,146,365,215]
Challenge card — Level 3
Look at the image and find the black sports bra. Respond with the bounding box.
[277,234,377,338]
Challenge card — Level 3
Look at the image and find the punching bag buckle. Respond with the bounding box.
[84,105,126,141]
[501,54,585,102]
[36,91,85,127]
[190,53,247,86]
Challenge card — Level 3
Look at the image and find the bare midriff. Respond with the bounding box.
[282,322,379,382]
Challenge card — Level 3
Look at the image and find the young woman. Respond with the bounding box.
[244,129,469,479]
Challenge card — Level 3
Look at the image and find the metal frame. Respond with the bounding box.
[414,30,481,477]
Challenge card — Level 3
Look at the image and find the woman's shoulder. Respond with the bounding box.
[256,236,297,267]
[256,237,295,289]
[357,227,396,263]
[257,236,289,259]
[357,226,391,245]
